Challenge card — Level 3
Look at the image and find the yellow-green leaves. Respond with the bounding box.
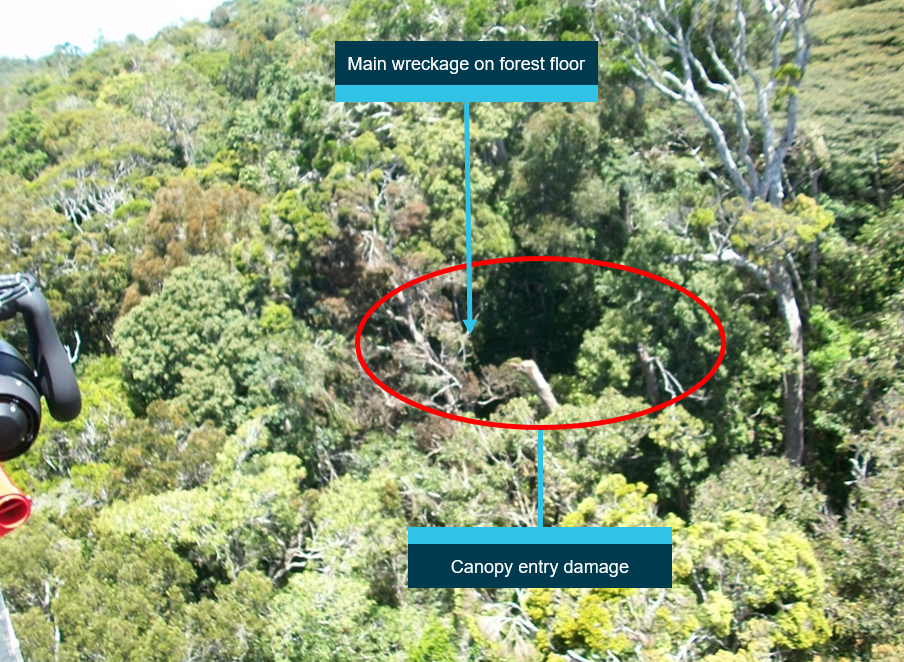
[530,478,830,661]
[680,512,831,653]
[726,195,834,266]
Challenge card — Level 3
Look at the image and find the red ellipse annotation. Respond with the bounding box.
[355,256,726,430]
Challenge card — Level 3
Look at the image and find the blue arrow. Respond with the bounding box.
[538,430,544,527]
[462,102,476,334]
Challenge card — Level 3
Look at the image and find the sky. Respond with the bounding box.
[0,0,227,60]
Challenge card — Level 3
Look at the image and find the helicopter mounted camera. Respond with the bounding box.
[0,273,81,537]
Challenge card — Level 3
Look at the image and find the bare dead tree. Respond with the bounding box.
[390,284,462,410]
[46,152,152,227]
[610,0,817,463]
[609,0,815,205]
[358,227,477,415]
[638,342,711,406]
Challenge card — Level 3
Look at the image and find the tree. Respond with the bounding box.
[53,536,195,662]
[125,177,262,302]
[609,0,824,463]
[683,197,832,463]
[524,475,830,661]
[253,320,359,485]
[113,255,272,428]
[0,108,49,180]
[0,514,78,662]
[36,107,170,227]
[95,416,306,582]
[23,356,132,481]
[821,387,904,655]
[308,472,408,606]
[97,64,226,166]
[185,570,275,662]
[101,400,227,501]
[609,0,815,205]
[266,573,414,662]
[691,454,826,532]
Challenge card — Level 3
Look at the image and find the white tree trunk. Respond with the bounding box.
[774,267,806,464]
[518,360,559,415]
[694,251,806,462]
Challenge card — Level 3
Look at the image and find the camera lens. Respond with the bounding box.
[0,369,41,461]
[0,399,33,458]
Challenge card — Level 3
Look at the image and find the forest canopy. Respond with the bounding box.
[0,0,903,660]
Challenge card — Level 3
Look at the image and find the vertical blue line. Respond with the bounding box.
[464,102,473,322]
[538,430,544,528]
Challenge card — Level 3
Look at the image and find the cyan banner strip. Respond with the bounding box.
[408,526,673,545]
[335,85,598,102]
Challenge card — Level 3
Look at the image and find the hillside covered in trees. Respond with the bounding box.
[0,0,903,659]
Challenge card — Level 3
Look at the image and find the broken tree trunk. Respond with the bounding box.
[517,360,559,415]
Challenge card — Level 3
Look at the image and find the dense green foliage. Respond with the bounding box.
[0,0,902,659]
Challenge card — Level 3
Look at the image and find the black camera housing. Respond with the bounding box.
[0,283,81,460]
[0,341,42,460]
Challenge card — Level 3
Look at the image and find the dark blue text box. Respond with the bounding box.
[335,41,598,87]
[408,543,672,588]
